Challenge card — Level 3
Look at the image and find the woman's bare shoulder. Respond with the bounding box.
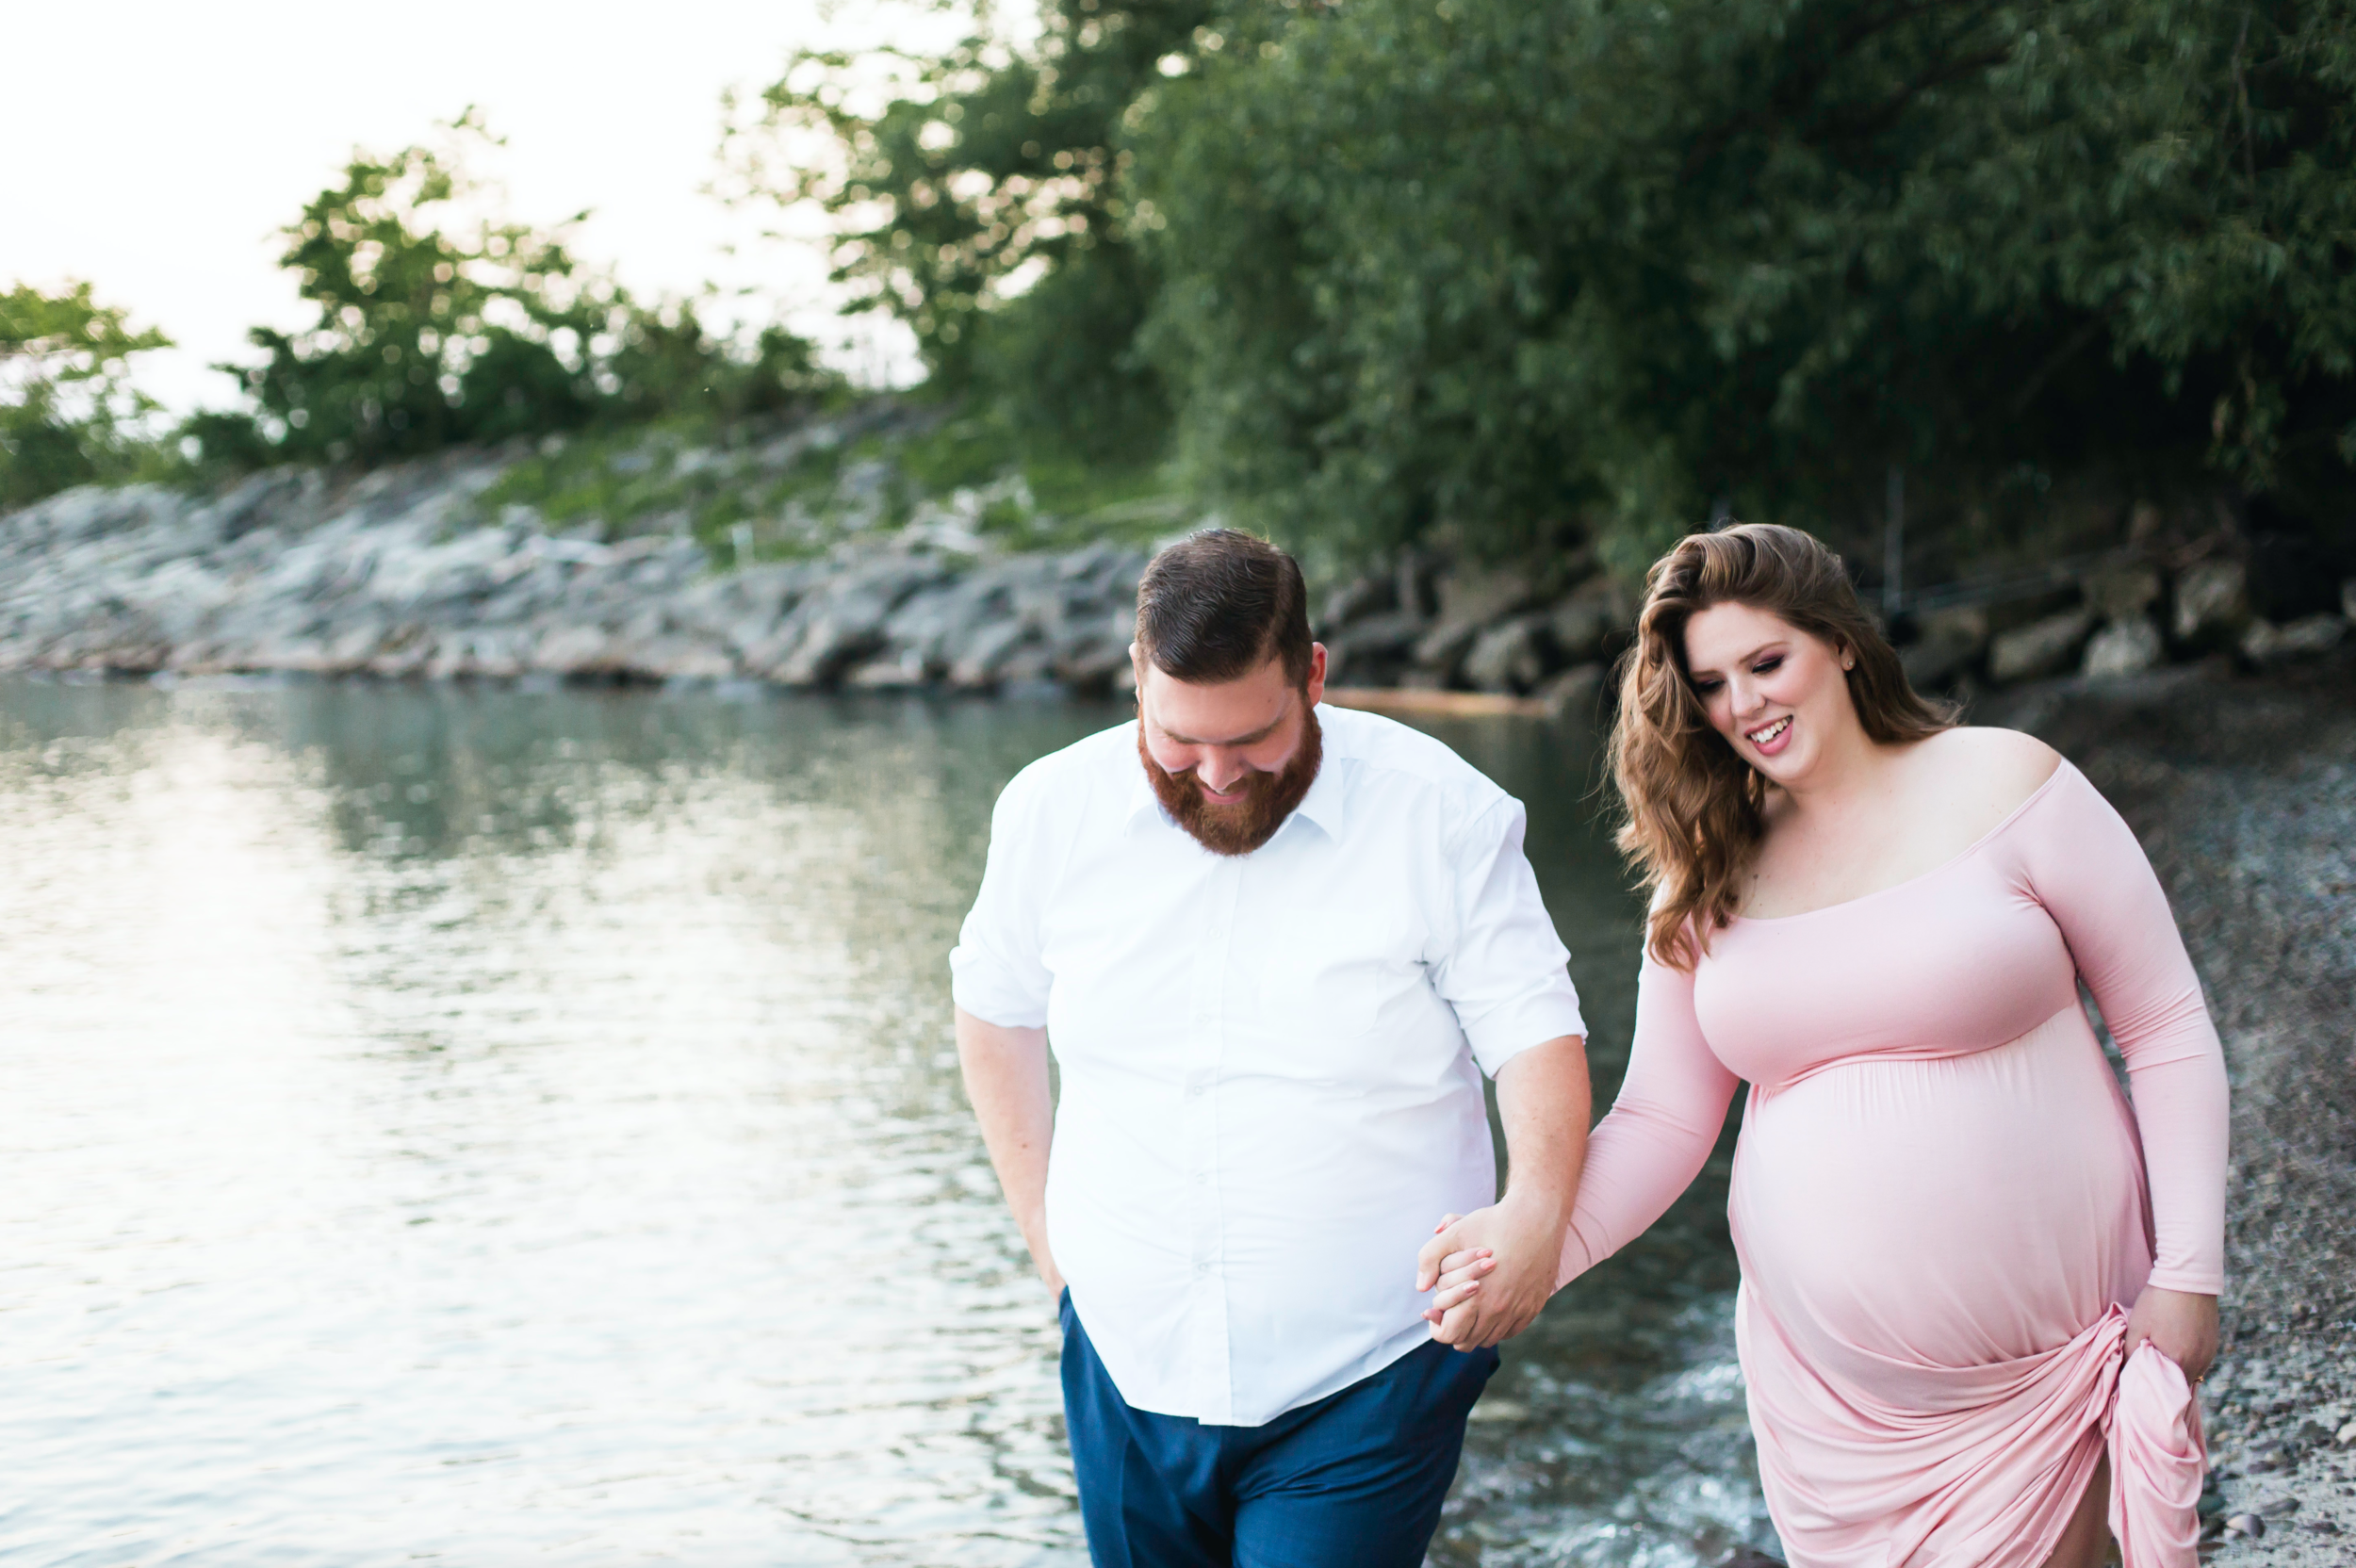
[1908,726,2064,831]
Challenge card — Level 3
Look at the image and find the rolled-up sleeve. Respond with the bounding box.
[1432,795,1587,1076]
[948,771,1054,1028]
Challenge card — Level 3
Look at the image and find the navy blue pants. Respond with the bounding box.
[1059,1291,1497,1568]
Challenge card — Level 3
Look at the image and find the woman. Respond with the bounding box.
[1426,524,2226,1568]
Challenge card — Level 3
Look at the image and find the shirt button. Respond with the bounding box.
[1195,1262,1211,1275]
[1187,1084,1205,1098]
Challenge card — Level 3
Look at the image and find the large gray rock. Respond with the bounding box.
[771,557,950,686]
[1463,614,1554,694]
[2173,559,2250,642]
[1539,662,1609,721]
[1902,605,1989,690]
[1434,566,1540,628]
[1050,604,1137,693]
[427,627,532,679]
[1988,608,2095,684]
[1546,596,1618,665]
[1414,566,1544,680]
[2084,561,2163,621]
[1318,574,1394,633]
[2082,615,2165,679]
[948,620,1039,689]
[2241,614,2348,664]
[530,624,621,678]
[1323,609,1424,686]
[1412,618,1483,681]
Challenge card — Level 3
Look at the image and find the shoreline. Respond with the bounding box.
[1977,654,2356,1560]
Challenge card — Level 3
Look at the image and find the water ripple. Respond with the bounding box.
[0,680,1772,1566]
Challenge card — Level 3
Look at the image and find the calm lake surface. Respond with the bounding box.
[0,677,1775,1567]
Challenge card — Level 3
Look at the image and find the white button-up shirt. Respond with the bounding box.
[950,703,1585,1427]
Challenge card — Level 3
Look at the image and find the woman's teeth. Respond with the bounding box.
[1747,717,1792,745]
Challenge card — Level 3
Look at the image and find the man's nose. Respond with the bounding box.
[1199,752,1248,793]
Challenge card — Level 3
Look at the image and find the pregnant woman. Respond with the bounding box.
[1423,524,2226,1567]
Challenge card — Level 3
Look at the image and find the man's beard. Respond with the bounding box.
[1138,705,1323,858]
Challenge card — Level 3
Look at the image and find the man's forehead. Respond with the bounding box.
[1141,663,1294,745]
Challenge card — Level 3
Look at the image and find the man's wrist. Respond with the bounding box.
[1497,1184,1574,1230]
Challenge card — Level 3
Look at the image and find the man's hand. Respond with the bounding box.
[1413,1033,1589,1351]
[957,1006,1064,1303]
[2124,1285,2218,1383]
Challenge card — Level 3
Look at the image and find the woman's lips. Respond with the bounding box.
[1745,715,1793,756]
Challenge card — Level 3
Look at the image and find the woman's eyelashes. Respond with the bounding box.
[1692,656,1778,696]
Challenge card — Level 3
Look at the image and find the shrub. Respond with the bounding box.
[188,111,839,472]
[0,282,172,508]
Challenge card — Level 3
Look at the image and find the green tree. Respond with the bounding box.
[0,282,172,508]
[723,0,1223,462]
[197,111,837,471]
[1132,0,2356,573]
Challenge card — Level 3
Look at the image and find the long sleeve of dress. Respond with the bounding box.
[1557,948,1742,1287]
[1996,767,2230,1295]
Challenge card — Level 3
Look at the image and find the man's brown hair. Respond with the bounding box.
[1136,528,1314,687]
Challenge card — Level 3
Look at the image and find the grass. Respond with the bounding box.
[466,399,1186,569]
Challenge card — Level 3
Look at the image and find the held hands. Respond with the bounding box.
[1415,1196,1563,1350]
[2124,1285,2218,1383]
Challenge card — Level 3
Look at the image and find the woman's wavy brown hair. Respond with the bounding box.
[1610,522,1956,969]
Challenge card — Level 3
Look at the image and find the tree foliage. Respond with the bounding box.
[194,112,837,471]
[768,0,2356,575]
[0,282,172,509]
[722,1,1221,462]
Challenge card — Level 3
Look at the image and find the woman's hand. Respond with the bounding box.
[2124,1285,2218,1383]
[1415,1198,1562,1349]
[1419,1217,1495,1324]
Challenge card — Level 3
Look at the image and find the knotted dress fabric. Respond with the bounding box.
[1560,762,2226,1568]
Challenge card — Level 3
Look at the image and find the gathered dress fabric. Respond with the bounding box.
[1560,761,2228,1568]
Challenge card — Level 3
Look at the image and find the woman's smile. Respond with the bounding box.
[1745,715,1794,755]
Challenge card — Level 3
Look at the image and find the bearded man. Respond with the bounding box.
[950,529,1591,1568]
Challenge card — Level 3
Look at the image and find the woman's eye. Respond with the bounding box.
[1693,678,1722,694]
[1753,657,1783,674]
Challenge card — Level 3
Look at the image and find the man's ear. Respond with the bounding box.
[1305,643,1329,708]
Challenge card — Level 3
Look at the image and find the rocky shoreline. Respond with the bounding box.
[4,447,2351,1561]
[1980,656,2356,1562]
[4,443,2351,711]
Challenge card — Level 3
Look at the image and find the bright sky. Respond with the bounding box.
[0,0,960,412]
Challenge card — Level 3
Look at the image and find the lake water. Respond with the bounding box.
[0,677,1775,1567]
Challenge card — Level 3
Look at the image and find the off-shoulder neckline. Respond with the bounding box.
[1729,756,2076,926]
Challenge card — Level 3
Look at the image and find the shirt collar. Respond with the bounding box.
[1121,710,1347,844]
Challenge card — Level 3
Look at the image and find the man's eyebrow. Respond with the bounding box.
[1159,712,1285,747]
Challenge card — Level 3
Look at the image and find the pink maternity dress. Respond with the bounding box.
[1560,760,2228,1568]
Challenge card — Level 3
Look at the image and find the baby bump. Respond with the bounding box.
[1730,1004,2153,1375]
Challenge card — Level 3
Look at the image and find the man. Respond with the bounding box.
[950,529,1589,1567]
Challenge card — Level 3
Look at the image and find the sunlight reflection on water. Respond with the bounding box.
[0,678,1773,1567]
